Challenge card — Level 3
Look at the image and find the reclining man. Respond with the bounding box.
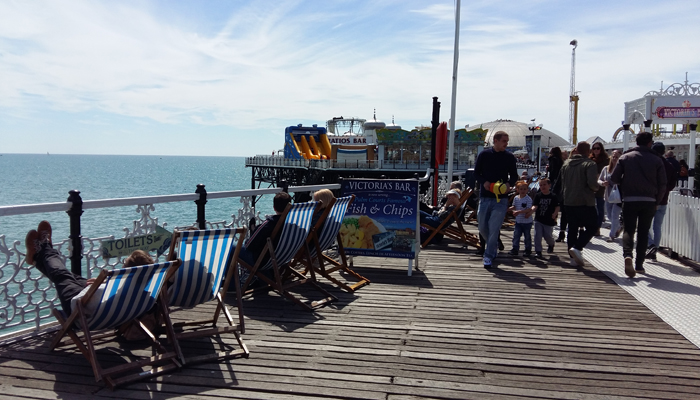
[26,220,154,316]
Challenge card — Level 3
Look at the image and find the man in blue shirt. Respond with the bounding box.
[474,131,518,267]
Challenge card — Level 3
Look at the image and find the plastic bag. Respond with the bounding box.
[608,184,621,203]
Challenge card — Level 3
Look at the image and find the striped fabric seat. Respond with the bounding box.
[50,260,182,388]
[239,200,337,310]
[87,261,175,331]
[309,196,353,259]
[165,227,249,366]
[259,201,318,271]
[291,194,370,293]
[169,228,240,308]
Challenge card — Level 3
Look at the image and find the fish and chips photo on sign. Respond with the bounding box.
[341,178,419,259]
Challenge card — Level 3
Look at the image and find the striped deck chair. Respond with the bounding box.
[421,188,481,249]
[238,201,337,311]
[293,195,370,292]
[50,260,182,389]
[166,227,249,365]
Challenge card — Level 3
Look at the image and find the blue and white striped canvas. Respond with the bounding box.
[169,228,239,308]
[309,196,352,258]
[259,201,318,271]
[87,261,175,331]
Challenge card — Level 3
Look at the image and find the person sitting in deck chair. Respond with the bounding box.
[419,188,462,245]
[26,221,155,316]
[236,191,292,288]
[419,181,463,215]
[311,189,336,236]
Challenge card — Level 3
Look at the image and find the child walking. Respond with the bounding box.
[532,178,560,257]
[508,181,534,256]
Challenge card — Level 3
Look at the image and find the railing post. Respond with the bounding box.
[279,180,289,193]
[195,184,207,229]
[66,190,83,276]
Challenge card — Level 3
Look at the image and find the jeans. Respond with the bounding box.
[648,204,667,248]
[534,221,555,252]
[622,201,656,267]
[512,222,532,252]
[595,197,606,228]
[34,243,88,314]
[419,211,446,244]
[565,205,598,251]
[478,197,509,260]
[605,201,622,239]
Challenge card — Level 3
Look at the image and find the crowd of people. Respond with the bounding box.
[473,130,680,278]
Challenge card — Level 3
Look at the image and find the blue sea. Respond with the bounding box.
[0,153,274,251]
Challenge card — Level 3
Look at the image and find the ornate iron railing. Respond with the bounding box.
[0,183,339,339]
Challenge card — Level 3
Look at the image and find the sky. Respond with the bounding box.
[1,0,699,157]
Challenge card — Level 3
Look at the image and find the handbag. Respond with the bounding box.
[608,184,622,203]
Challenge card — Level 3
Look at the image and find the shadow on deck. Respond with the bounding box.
[1,227,700,399]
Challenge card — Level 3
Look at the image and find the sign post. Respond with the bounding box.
[341,178,419,275]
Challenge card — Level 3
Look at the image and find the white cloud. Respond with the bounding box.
[0,0,699,156]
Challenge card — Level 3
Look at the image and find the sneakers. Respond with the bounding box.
[547,245,554,254]
[507,249,518,256]
[535,251,543,258]
[645,246,657,260]
[483,257,492,268]
[25,230,40,265]
[635,265,646,274]
[498,240,505,251]
[568,248,584,267]
[624,257,635,278]
[523,250,532,257]
[476,247,485,256]
[605,236,614,243]
[38,220,52,246]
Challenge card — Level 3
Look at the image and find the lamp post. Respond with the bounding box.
[528,119,543,173]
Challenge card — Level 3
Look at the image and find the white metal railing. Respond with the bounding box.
[245,155,475,171]
[0,183,338,339]
[661,191,700,262]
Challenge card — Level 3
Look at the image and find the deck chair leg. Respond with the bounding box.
[158,293,185,365]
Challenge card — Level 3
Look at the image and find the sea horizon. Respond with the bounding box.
[0,153,274,249]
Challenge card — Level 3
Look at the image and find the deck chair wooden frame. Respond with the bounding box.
[238,201,337,311]
[165,227,249,365]
[50,260,182,389]
[292,195,370,293]
[421,188,481,249]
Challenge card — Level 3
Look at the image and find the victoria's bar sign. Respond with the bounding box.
[655,107,700,119]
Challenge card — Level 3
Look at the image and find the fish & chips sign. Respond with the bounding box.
[341,178,418,259]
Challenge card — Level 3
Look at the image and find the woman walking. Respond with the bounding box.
[590,143,610,235]
[547,147,567,242]
[598,150,622,242]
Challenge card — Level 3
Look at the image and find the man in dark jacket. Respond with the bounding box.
[559,141,599,267]
[474,131,518,268]
[610,132,666,278]
[646,142,678,260]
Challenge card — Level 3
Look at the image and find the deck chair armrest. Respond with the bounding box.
[163,259,182,282]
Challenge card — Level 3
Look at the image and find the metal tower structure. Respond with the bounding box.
[569,39,579,144]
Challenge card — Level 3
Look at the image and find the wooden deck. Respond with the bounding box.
[2,229,700,399]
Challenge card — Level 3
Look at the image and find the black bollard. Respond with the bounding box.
[195,184,207,229]
[66,190,83,276]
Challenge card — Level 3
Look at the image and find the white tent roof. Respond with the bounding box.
[474,119,571,148]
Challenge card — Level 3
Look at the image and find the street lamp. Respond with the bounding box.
[528,119,543,173]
